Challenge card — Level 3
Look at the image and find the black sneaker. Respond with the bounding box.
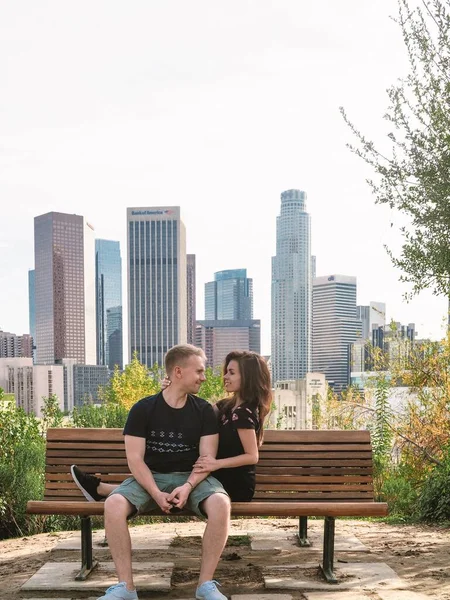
[71,465,103,502]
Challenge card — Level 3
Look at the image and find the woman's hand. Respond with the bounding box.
[193,455,220,473]
[161,377,171,390]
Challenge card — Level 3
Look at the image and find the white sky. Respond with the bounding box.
[1,0,447,357]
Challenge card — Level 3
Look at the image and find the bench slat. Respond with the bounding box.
[258,459,372,466]
[47,429,124,442]
[262,430,371,442]
[27,499,387,517]
[260,444,372,452]
[47,450,127,458]
[259,452,372,459]
[253,492,375,499]
[256,475,373,483]
[46,465,130,472]
[46,428,373,443]
[256,467,373,475]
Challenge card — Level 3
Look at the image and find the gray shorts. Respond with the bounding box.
[108,472,229,518]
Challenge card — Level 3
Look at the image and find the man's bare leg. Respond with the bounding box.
[104,494,136,590]
[198,493,231,584]
[98,482,118,496]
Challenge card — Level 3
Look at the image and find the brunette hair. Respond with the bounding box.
[165,344,206,376]
[221,350,272,444]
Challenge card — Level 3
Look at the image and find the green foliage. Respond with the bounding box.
[99,353,161,410]
[40,394,64,432]
[71,401,128,428]
[377,465,419,517]
[417,445,450,522]
[370,375,393,467]
[0,391,45,539]
[198,367,225,402]
[341,0,450,305]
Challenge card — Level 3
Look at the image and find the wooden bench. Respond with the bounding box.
[27,428,388,584]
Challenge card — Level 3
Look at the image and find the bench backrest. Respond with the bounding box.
[43,428,374,503]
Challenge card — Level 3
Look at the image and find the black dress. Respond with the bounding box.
[213,400,260,502]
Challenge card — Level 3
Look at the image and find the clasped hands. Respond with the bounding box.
[155,483,191,514]
[154,455,219,514]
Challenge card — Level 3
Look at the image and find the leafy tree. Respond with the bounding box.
[40,394,64,433]
[199,367,225,402]
[99,352,162,410]
[341,0,450,320]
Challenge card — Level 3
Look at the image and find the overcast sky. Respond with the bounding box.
[1,0,447,357]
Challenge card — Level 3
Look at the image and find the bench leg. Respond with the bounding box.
[75,517,98,581]
[298,516,310,547]
[320,516,337,584]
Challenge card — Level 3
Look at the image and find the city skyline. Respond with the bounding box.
[1,1,449,354]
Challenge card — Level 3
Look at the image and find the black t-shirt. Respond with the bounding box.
[123,392,218,473]
[214,400,260,502]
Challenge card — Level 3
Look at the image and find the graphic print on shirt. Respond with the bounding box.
[221,405,258,429]
[146,430,197,454]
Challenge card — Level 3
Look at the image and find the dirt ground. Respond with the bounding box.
[1,518,450,599]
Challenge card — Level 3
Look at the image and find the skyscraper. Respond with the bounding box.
[356,302,386,340]
[34,212,96,365]
[28,269,35,340]
[0,330,33,358]
[195,319,261,368]
[187,254,196,345]
[271,189,312,383]
[205,269,253,320]
[312,275,361,392]
[127,207,187,367]
[106,306,123,370]
[95,239,123,370]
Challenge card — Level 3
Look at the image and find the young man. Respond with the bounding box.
[87,344,230,600]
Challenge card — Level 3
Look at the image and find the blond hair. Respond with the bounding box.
[164,344,206,375]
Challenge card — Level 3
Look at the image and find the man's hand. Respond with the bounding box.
[154,491,175,514]
[193,455,219,473]
[161,377,171,390]
[167,483,191,510]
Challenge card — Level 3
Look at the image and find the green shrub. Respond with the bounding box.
[378,468,418,518]
[71,401,128,428]
[417,447,450,522]
[0,397,46,538]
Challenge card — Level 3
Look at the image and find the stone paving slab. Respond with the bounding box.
[305,592,371,599]
[54,529,173,551]
[250,532,368,552]
[264,562,407,591]
[232,595,294,599]
[251,533,299,551]
[21,561,173,592]
[378,591,438,600]
[304,531,369,552]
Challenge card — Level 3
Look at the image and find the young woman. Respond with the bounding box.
[71,350,272,503]
[193,350,272,501]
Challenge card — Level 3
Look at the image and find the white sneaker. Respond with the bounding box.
[195,579,227,600]
[97,582,138,600]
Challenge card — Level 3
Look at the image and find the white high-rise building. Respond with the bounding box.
[34,212,96,365]
[271,373,327,430]
[127,207,187,367]
[271,189,312,383]
[0,357,64,416]
[313,275,361,392]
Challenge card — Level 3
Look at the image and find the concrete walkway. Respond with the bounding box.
[21,522,439,600]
